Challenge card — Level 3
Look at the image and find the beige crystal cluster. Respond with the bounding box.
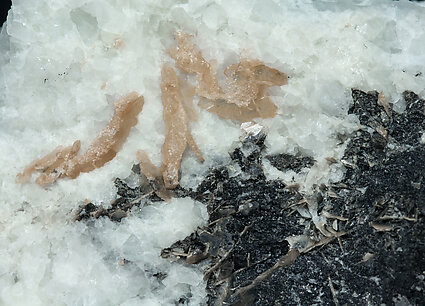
[17,31,288,191]
[167,31,288,122]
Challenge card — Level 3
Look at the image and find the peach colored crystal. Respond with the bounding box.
[167,31,288,121]
[167,31,221,100]
[160,64,204,189]
[16,140,81,186]
[66,92,144,178]
[17,92,144,186]
[222,59,288,107]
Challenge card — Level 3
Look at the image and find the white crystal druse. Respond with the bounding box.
[0,0,424,305]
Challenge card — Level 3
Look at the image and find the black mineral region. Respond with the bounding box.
[78,89,425,305]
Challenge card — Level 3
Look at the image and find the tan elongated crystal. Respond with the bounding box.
[16,140,81,186]
[198,96,278,122]
[17,92,144,186]
[223,59,288,108]
[167,31,221,100]
[179,76,198,122]
[66,92,144,178]
[160,64,203,189]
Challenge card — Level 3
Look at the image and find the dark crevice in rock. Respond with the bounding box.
[265,153,314,173]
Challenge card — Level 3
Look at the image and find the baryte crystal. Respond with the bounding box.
[1,0,425,305]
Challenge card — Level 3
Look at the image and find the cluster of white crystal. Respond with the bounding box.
[1,0,424,304]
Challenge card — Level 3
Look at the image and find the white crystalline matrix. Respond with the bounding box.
[1,0,425,305]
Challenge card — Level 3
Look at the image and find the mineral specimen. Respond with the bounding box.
[17,92,144,185]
